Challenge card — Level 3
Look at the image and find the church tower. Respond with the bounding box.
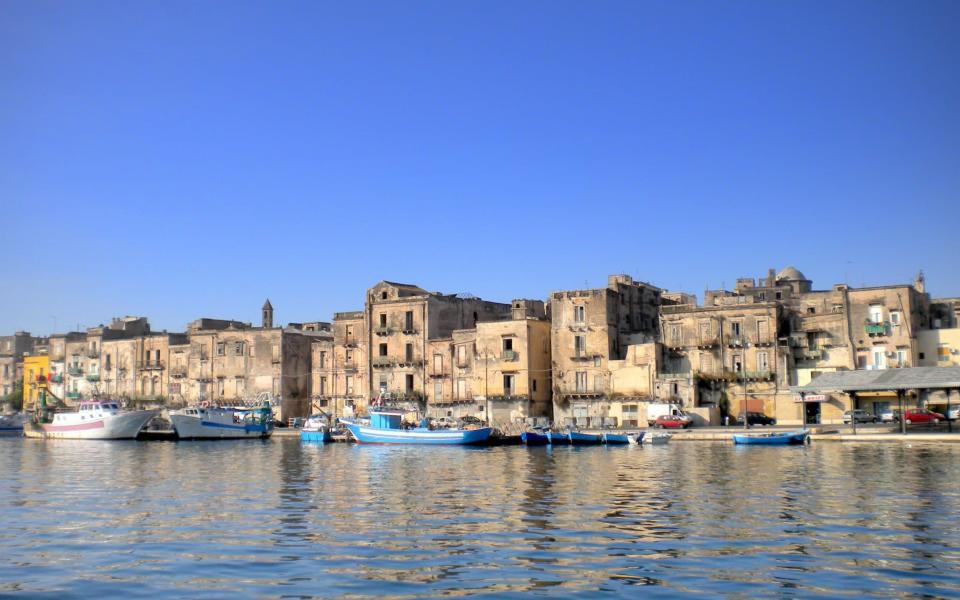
[915,270,926,294]
[262,299,274,329]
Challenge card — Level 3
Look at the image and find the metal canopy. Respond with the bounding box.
[792,367,960,393]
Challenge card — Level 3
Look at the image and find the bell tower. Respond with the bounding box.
[262,299,274,329]
[915,270,926,294]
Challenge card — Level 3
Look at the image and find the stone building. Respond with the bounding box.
[0,331,37,399]
[550,275,663,427]
[183,302,318,421]
[312,311,366,418]
[429,299,552,426]
[364,281,511,409]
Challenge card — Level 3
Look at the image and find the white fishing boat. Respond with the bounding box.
[646,432,672,445]
[25,401,157,440]
[169,403,273,439]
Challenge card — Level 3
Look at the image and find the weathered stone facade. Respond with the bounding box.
[550,275,663,427]
[312,311,367,417]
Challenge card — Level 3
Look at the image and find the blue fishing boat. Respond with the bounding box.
[346,410,492,445]
[546,430,571,445]
[300,415,332,443]
[602,432,632,445]
[521,430,549,445]
[568,430,603,445]
[733,429,810,445]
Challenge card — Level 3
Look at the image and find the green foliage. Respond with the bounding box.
[2,384,23,411]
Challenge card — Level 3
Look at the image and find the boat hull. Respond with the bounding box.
[733,430,809,445]
[25,410,157,440]
[602,432,631,444]
[170,412,273,440]
[568,431,603,445]
[300,429,332,443]
[346,423,491,445]
[521,431,549,446]
[545,431,571,445]
[647,433,672,445]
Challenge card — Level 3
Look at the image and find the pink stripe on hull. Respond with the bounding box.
[42,420,106,432]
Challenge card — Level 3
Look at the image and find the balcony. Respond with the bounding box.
[501,350,518,361]
[67,366,83,376]
[343,338,358,347]
[65,392,80,399]
[697,335,719,348]
[799,349,822,359]
[49,374,63,383]
[85,373,100,382]
[137,360,165,371]
[570,353,594,361]
[865,322,889,336]
[401,327,418,335]
[429,370,449,378]
[374,327,391,336]
[86,349,99,358]
[171,366,187,378]
[372,356,393,368]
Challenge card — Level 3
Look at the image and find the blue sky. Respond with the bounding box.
[2,1,958,335]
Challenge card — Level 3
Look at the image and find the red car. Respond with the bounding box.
[654,415,690,429]
[904,409,945,424]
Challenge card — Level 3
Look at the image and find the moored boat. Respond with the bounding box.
[521,430,549,446]
[300,414,332,443]
[733,429,809,445]
[346,410,492,445]
[646,432,672,445]
[169,403,273,440]
[25,401,157,440]
[567,430,603,445]
[602,431,632,444]
[545,430,571,445]
[0,413,24,435]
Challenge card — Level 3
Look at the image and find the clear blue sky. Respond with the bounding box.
[2,1,958,335]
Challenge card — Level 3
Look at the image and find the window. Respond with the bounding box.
[346,375,355,395]
[405,343,414,362]
[503,374,515,396]
[434,382,443,401]
[405,311,414,331]
[700,354,713,373]
[857,354,867,369]
[319,351,326,368]
[532,379,537,392]
[872,346,887,370]
[775,291,782,300]
[757,320,769,342]
[919,352,925,360]
[235,377,245,395]
[622,404,638,427]
[732,354,742,372]
[890,312,901,326]
[381,291,388,300]
[699,321,711,340]
[731,321,742,338]
[869,305,883,324]
[457,345,467,366]
[503,338,514,351]
[319,376,327,395]
[456,378,467,399]
[217,379,225,396]
[670,325,682,344]
[593,356,601,367]
[574,335,586,357]
[898,349,909,365]
[216,342,225,356]
[433,353,442,373]
[758,292,766,300]
[574,305,585,324]
[379,343,387,356]
[345,349,353,362]
[576,371,588,392]
[405,374,414,392]
[807,307,816,315]
[234,342,244,355]
[105,354,112,370]
[379,313,387,327]
[757,351,769,372]
[938,345,950,362]
[594,375,604,392]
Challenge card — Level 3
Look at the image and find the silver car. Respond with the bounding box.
[843,409,877,424]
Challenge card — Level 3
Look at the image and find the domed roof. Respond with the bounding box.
[776,266,807,282]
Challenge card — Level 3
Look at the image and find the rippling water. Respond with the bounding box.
[1,437,959,598]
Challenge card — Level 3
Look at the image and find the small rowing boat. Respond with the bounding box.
[300,414,332,443]
[733,429,809,445]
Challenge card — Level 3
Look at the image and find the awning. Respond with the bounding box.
[791,366,960,394]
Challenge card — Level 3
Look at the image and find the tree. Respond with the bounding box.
[2,384,23,412]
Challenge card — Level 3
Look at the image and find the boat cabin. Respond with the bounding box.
[370,411,404,430]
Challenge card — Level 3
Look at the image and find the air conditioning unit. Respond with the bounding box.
[886,351,896,358]
[951,349,959,355]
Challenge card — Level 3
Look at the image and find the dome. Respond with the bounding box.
[776,266,807,282]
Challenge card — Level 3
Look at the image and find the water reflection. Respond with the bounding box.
[0,438,959,597]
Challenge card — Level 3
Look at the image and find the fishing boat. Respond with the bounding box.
[25,401,157,439]
[300,414,332,443]
[521,430,549,445]
[346,410,492,445]
[545,430,571,445]
[169,403,273,440]
[732,429,810,445]
[602,431,633,445]
[0,413,24,435]
[568,430,603,445]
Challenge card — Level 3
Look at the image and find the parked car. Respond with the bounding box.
[459,416,487,427]
[879,408,900,423]
[654,415,690,429]
[945,406,960,421]
[736,412,776,426]
[903,409,945,425]
[842,409,877,424]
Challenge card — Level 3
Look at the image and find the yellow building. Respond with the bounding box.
[918,328,960,367]
[22,354,50,411]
